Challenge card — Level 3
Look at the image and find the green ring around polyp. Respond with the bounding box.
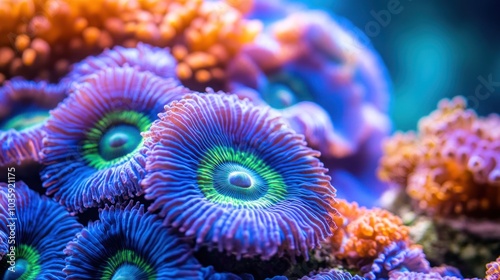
[82,111,151,170]
[197,146,287,208]
[100,249,155,280]
[2,244,41,279]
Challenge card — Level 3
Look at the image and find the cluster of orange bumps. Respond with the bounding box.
[328,198,419,275]
[379,97,500,219]
[0,0,260,89]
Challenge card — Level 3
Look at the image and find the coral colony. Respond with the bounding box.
[0,0,498,280]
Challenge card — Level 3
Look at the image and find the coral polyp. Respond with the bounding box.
[142,93,337,260]
[300,268,365,280]
[379,97,500,218]
[64,202,204,279]
[0,79,66,166]
[0,231,6,260]
[430,266,465,278]
[378,132,419,187]
[362,241,430,280]
[202,266,256,280]
[197,145,288,208]
[343,211,410,259]
[63,42,178,84]
[330,200,411,260]
[486,257,500,280]
[388,271,467,280]
[0,181,82,279]
[40,66,189,212]
[170,0,262,90]
[327,199,431,279]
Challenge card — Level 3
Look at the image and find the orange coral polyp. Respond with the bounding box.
[342,208,410,259]
[330,199,411,264]
[378,97,500,218]
[378,132,420,186]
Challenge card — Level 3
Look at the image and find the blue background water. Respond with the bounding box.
[288,0,500,131]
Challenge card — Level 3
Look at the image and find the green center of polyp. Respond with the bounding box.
[111,264,147,280]
[228,171,253,188]
[197,146,287,208]
[2,244,41,280]
[82,111,151,170]
[2,259,28,280]
[101,249,155,280]
[2,111,49,131]
[99,125,142,161]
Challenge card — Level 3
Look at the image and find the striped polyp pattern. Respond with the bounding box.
[0,79,67,166]
[62,43,178,85]
[0,181,82,279]
[142,93,338,260]
[40,66,190,212]
[63,202,204,280]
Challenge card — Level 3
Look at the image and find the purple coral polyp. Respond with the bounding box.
[40,66,190,212]
[141,93,338,260]
[0,181,82,279]
[64,202,204,279]
[63,43,178,85]
[0,79,66,166]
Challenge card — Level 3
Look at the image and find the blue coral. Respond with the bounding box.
[0,181,82,279]
[230,265,359,280]
[142,93,337,260]
[429,266,464,278]
[204,268,255,280]
[388,271,474,280]
[0,79,67,166]
[0,230,6,260]
[63,202,204,279]
[361,241,430,280]
[300,268,366,280]
[40,66,190,212]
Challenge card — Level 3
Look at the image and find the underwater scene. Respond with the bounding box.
[0,0,499,279]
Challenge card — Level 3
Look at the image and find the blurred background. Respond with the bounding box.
[288,0,500,131]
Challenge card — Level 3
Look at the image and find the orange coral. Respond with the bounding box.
[224,0,255,15]
[171,0,261,90]
[341,210,410,260]
[378,97,500,218]
[378,132,420,187]
[486,256,500,280]
[330,199,411,263]
[329,199,366,253]
[0,0,261,89]
[329,200,430,278]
